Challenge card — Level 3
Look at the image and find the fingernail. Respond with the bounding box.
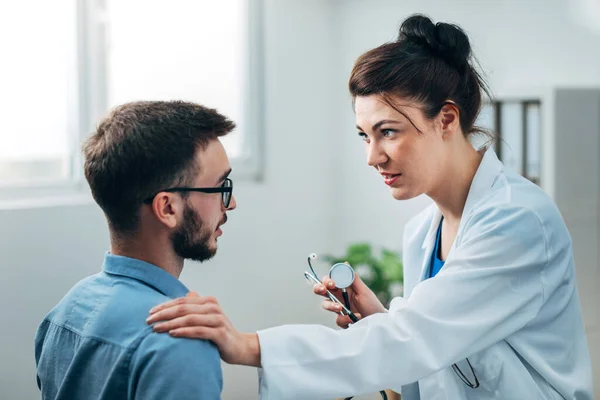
[149,307,157,314]
[335,305,341,311]
[328,282,335,288]
[153,323,163,332]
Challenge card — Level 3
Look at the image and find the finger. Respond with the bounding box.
[322,300,342,313]
[186,291,201,298]
[146,303,218,324]
[351,274,372,295]
[312,283,327,296]
[336,313,362,329]
[313,281,339,298]
[149,295,216,315]
[321,276,337,290]
[153,313,223,333]
[169,326,216,340]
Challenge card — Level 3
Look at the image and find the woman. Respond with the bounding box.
[146,14,593,399]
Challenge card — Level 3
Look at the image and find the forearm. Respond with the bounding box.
[239,333,261,367]
[256,320,410,399]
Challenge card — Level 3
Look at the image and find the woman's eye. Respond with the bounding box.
[358,132,369,142]
[381,129,395,138]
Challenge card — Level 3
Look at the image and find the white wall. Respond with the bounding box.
[2,1,599,399]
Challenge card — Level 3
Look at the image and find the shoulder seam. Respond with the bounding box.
[43,318,151,351]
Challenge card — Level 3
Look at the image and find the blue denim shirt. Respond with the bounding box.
[35,253,222,399]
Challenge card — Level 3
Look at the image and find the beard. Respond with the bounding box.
[171,202,218,262]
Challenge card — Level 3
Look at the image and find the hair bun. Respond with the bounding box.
[398,14,471,70]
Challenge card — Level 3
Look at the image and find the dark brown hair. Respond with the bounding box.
[349,14,491,136]
[83,100,235,234]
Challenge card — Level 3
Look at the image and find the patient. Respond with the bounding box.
[34,101,237,399]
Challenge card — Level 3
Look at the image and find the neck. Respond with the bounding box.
[109,231,184,278]
[428,142,484,224]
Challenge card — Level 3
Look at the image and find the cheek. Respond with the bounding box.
[387,136,419,166]
[193,199,221,225]
[390,137,438,183]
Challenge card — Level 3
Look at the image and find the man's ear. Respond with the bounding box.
[151,193,181,229]
[439,101,460,139]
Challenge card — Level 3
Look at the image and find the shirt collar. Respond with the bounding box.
[102,253,189,299]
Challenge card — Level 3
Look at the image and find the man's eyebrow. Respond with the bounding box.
[217,168,232,184]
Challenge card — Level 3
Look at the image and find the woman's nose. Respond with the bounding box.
[366,143,387,167]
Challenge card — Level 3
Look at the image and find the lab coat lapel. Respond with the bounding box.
[418,207,442,283]
[455,147,504,242]
[416,147,503,284]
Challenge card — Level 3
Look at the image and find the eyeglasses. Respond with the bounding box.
[452,359,479,389]
[144,178,233,208]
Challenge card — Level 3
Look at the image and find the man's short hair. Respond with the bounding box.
[83,100,235,235]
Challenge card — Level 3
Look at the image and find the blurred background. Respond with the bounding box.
[0,0,598,398]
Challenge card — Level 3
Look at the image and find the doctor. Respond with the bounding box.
[146,14,593,399]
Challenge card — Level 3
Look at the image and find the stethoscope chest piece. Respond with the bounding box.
[329,263,355,289]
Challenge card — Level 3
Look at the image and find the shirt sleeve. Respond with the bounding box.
[257,205,550,399]
[129,330,222,400]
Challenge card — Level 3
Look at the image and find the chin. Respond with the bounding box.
[390,187,419,201]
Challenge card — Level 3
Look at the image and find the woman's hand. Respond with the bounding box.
[313,267,387,328]
[146,291,261,367]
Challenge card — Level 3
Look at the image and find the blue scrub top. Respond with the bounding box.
[429,218,445,278]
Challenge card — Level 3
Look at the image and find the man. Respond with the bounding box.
[34,101,237,399]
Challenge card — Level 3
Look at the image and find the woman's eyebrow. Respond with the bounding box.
[356,119,402,132]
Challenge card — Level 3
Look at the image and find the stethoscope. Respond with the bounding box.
[304,253,388,400]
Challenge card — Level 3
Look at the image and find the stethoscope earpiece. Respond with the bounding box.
[305,254,359,323]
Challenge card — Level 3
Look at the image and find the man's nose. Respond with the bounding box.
[226,195,237,211]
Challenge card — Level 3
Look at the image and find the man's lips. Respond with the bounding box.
[216,215,228,233]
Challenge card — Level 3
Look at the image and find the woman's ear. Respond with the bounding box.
[439,101,460,138]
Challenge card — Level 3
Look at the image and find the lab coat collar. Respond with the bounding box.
[420,146,503,251]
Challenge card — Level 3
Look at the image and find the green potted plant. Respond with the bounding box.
[322,243,403,308]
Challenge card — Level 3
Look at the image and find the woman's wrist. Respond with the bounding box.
[241,333,261,367]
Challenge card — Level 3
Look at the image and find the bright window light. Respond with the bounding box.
[0,0,78,185]
[0,0,260,200]
[106,0,248,158]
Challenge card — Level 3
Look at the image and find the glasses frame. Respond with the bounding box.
[452,359,480,388]
[144,178,233,208]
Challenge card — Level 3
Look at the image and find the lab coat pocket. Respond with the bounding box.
[460,346,503,397]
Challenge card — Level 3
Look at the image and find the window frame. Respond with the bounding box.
[0,0,264,208]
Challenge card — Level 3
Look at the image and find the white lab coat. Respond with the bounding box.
[256,148,593,399]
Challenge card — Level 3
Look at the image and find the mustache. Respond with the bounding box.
[220,214,228,226]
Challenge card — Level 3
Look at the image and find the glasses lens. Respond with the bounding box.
[222,178,232,208]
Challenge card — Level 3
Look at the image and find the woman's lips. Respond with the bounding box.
[382,173,401,186]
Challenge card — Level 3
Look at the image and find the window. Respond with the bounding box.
[0,0,262,205]
[0,0,79,190]
[477,100,542,185]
